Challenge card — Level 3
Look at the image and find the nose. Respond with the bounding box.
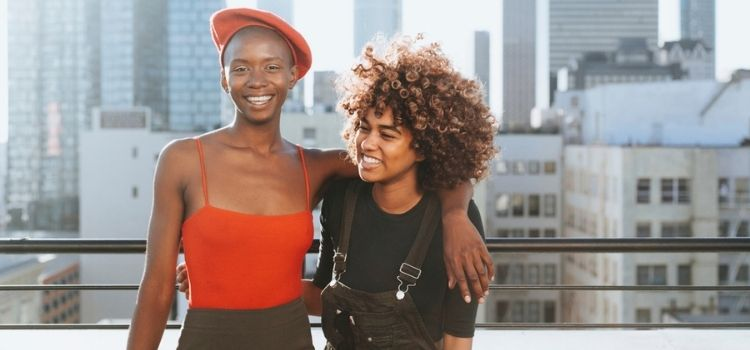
[246,69,268,88]
[359,132,377,152]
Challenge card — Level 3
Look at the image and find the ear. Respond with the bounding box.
[288,65,299,90]
[414,143,426,162]
[219,68,229,93]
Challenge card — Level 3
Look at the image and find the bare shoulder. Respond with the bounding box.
[302,148,354,179]
[155,138,199,183]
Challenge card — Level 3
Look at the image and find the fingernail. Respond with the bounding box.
[491,276,495,281]
[479,297,485,304]
[464,295,471,303]
[484,290,489,297]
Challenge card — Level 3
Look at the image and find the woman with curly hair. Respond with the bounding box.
[303,35,496,350]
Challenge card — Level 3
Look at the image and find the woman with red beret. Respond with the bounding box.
[127,7,492,349]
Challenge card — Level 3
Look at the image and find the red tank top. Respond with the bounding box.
[181,139,314,309]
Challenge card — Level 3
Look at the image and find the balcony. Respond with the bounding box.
[1,238,749,349]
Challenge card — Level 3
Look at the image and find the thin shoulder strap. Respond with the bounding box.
[296,145,311,211]
[194,138,210,206]
[396,194,440,298]
[333,180,361,280]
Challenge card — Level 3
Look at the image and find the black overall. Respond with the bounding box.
[321,182,440,350]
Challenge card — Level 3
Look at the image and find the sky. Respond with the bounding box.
[1,0,749,143]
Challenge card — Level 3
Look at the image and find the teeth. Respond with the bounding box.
[246,95,272,104]
[362,155,381,164]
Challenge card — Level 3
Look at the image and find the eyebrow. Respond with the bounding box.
[362,119,402,134]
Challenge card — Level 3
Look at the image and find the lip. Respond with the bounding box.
[358,154,382,170]
[244,94,274,107]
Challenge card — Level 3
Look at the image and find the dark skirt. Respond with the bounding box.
[177,298,314,350]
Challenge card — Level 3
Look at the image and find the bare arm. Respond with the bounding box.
[442,334,473,350]
[301,279,323,316]
[437,182,493,303]
[127,142,188,350]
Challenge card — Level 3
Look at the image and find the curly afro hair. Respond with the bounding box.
[337,35,497,190]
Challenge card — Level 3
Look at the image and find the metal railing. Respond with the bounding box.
[1,237,750,330]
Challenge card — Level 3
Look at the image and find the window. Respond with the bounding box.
[661,178,690,204]
[738,264,749,283]
[527,301,540,323]
[719,264,729,285]
[737,178,750,204]
[528,265,540,284]
[636,222,651,238]
[636,308,651,323]
[496,264,509,284]
[131,147,138,158]
[528,195,540,216]
[512,161,526,175]
[543,264,556,284]
[528,228,540,238]
[738,221,749,237]
[718,178,730,205]
[302,127,316,146]
[661,222,692,238]
[510,229,525,237]
[719,221,730,237]
[496,301,509,322]
[678,265,692,285]
[544,228,556,238]
[131,186,138,199]
[511,194,525,217]
[495,160,508,175]
[510,264,524,283]
[495,194,509,217]
[637,178,650,204]
[528,161,540,174]
[544,161,556,174]
[496,229,509,238]
[544,301,556,322]
[637,265,667,285]
[543,194,556,217]
[511,301,525,322]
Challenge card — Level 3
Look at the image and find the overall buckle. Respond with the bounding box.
[395,263,421,300]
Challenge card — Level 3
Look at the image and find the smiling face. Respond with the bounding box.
[355,108,423,187]
[220,27,298,125]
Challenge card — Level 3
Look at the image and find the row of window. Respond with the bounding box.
[496,263,558,285]
[636,178,690,204]
[494,228,557,238]
[563,170,619,202]
[718,177,750,205]
[495,194,557,217]
[636,265,692,286]
[495,160,557,176]
[635,222,692,238]
[564,206,618,237]
[719,264,750,285]
[719,220,750,237]
[495,300,556,323]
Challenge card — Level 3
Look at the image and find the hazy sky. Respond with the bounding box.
[1,0,749,143]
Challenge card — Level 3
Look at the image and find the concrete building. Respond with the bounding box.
[353,0,402,55]
[561,145,737,323]
[680,0,715,78]
[257,0,293,23]
[659,39,714,80]
[1,142,6,230]
[503,0,537,130]
[79,107,194,322]
[0,255,44,324]
[312,71,338,114]
[561,38,683,91]
[549,0,658,90]
[553,76,750,146]
[6,0,100,231]
[486,134,563,323]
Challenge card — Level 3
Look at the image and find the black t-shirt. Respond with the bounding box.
[312,179,484,340]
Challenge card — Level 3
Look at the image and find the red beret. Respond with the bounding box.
[210,7,312,79]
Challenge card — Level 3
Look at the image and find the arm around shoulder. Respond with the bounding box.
[127,139,193,350]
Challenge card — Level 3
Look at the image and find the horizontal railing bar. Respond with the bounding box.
[489,285,750,291]
[1,238,750,254]
[2,284,748,292]
[1,323,748,330]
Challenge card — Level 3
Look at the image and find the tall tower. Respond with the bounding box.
[680,0,715,78]
[503,0,537,130]
[6,0,100,231]
[166,0,225,131]
[353,0,402,55]
[549,0,658,91]
[474,31,491,104]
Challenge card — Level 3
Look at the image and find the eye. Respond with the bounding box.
[380,132,395,140]
[232,66,248,72]
[357,122,370,132]
[266,64,281,71]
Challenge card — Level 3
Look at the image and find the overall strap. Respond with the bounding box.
[295,145,311,211]
[396,193,440,300]
[332,180,361,281]
[194,138,210,206]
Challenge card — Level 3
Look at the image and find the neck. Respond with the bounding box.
[371,173,423,215]
[226,113,285,153]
